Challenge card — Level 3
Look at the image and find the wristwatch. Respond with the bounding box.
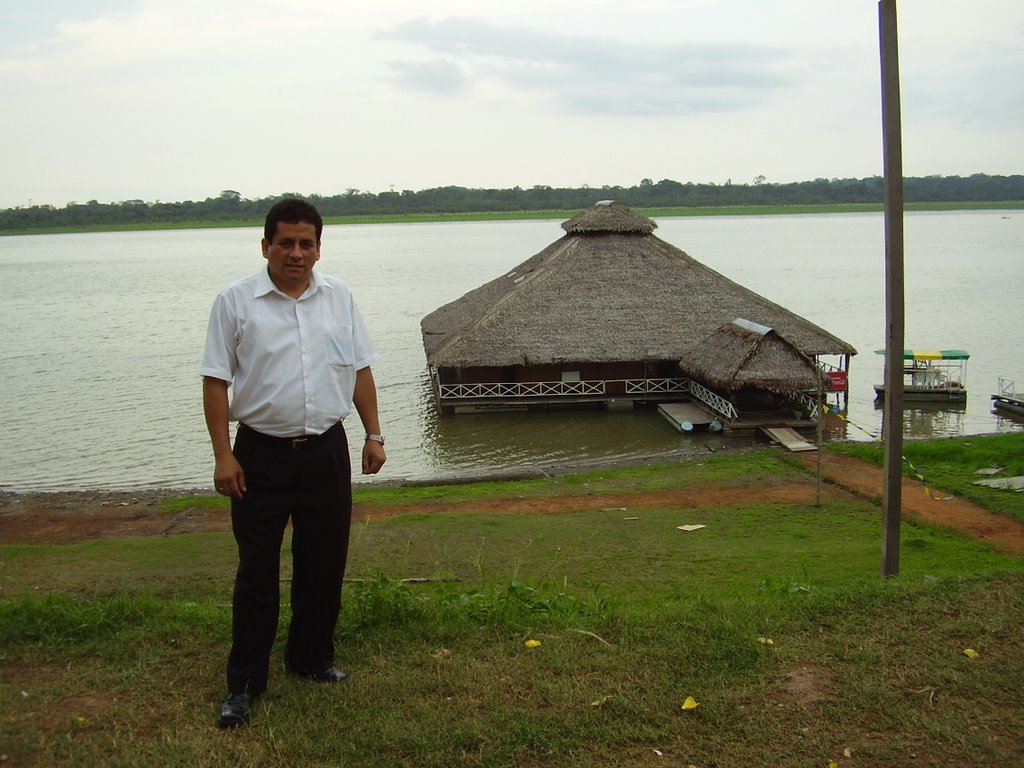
[365,434,385,446]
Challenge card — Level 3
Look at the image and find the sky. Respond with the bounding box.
[1,0,1021,209]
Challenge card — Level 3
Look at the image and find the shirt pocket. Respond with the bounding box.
[326,333,355,368]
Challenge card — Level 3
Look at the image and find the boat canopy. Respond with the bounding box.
[873,348,970,360]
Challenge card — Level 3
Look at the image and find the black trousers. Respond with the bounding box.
[226,422,352,696]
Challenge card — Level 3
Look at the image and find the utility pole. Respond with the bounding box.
[879,0,905,577]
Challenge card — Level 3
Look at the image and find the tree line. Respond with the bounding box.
[2,174,1022,232]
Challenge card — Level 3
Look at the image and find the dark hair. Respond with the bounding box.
[264,198,323,243]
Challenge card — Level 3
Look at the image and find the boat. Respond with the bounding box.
[873,349,969,402]
[992,377,1024,417]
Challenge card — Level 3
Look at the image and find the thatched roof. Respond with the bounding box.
[421,202,856,369]
[677,319,827,394]
[562,200,657,234]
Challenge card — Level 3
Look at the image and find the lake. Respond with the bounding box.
[0,210,1021,492]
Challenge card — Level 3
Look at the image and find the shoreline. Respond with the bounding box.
[0,443,755,500]
[3,444,1024,556]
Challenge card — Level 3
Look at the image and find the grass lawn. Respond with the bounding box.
[1,443,1022,767]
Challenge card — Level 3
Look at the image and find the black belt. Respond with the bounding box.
[238,421,342,450]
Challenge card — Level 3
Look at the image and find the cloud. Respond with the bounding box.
[381,17,799,116]
[388,58,471,95]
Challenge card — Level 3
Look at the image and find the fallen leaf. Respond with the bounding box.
[757,636,775,645]
[681,695,700,711]
[590,695,612,707]
[963,648,979,659]
[524,639,542,649]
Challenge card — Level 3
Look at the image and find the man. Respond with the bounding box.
[201,198,386,728]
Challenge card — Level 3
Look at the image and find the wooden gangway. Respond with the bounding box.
[759,425,817,452]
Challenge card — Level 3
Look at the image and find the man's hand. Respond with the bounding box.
[214,453,246,499]
[361,441,387,475]
[353,366,386,475]
[204,376,246,499]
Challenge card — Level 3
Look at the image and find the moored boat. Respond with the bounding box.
[873,349,969,402]
[992,377,1024,417]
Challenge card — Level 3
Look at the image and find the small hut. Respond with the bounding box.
[678,318,828,420]
[421,201,855,414]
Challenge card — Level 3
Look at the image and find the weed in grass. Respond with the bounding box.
[344,569,419,629]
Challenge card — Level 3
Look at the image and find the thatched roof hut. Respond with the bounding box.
[678,318,827,394]
[421,201,855,370]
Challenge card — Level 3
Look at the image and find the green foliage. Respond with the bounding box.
[0,592,226,649]
[343,569,420,629]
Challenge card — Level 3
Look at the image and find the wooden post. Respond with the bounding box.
[879,0,905,578]
[816,365,823,507]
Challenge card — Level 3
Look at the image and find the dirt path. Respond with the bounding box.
[1,452,1022,555]
[792,451,1024,556]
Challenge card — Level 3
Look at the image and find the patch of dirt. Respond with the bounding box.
[776,662,837,706]
[1,451,1023,556]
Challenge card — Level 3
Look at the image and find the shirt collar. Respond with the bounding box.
[253,266,332,299]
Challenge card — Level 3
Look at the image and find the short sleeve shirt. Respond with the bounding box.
[201,267,379,437]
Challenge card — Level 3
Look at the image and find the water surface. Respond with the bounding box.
[1,211,1020,491]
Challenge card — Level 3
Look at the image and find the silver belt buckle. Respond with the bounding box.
[290,436,309,450]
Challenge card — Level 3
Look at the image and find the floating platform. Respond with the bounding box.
[992,393,1024,417]
[658,402,722,433]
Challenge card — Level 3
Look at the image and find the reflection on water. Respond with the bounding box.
[873,399,968,438]
[992,407,1024,432]
[418,402,739,481]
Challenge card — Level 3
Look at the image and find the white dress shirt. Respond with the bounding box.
[201,267,379,437]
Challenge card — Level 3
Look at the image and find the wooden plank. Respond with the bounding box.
[760,426,817,452]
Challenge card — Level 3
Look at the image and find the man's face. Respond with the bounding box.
[262,221,321,296]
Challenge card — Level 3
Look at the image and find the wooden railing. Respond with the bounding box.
[437,377,689,401]
[686,380,739,420]
[624,378,690,394]
[438,380,606,399]
[791,391,820,419]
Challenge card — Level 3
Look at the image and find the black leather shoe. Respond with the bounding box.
[292,665,348,682]
[217,692,252,728]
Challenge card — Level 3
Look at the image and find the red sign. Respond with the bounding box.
[826,371,848,391]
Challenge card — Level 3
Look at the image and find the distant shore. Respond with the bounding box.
[2,200,1020,237]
